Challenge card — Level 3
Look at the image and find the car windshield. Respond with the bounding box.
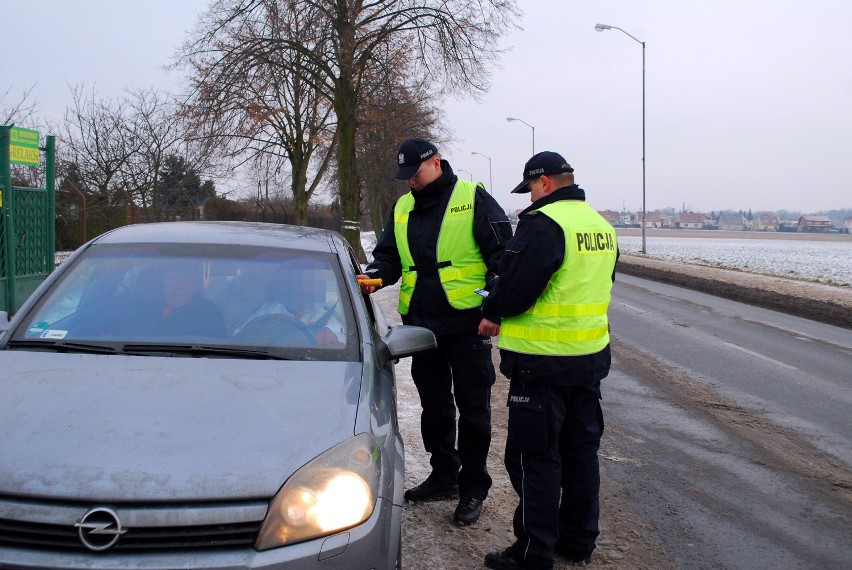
[12,243,358,360]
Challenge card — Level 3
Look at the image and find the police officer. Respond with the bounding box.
[358,138,512,526]
[478,152,618,569]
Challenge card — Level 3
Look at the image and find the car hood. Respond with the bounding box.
[0,351,363,502]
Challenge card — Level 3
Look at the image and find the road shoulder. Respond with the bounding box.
[617,254,851,329]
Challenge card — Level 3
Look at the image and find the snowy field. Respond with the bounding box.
[617,235,851,286]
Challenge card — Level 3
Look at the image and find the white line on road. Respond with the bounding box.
[618,302,645,313]
[723,342,798,370]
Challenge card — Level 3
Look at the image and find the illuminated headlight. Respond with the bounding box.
[255,433,381,550]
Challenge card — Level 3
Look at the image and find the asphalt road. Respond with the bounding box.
[603,274,852,569]
[379,273,852,569]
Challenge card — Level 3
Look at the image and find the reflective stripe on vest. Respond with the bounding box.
[394,180,486,315]
[498,201,618,356]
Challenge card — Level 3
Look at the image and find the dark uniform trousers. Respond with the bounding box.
[505,378,604,569]
[410,331,495,499]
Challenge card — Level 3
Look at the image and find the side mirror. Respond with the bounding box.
[378,325,436,364]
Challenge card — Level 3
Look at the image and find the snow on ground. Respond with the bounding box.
[360,231,377,264]
[618,235,852,286]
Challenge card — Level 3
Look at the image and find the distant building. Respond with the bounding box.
[755,214,780,231]
[843,218,852,234]
[636,210,663,228]
[675,212,704,229]
[797,215,833,233]
[597,210,621,226]
[718,212,747,231]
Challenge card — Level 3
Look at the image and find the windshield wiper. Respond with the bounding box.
[6,339,120,354]
[122,344,290,360]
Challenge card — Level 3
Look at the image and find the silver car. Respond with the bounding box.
[0,221,435,569]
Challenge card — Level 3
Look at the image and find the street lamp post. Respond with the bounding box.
[470,151,493,194]
[595,22,647,254]
[458,169,473,181]
[506,117,535,155]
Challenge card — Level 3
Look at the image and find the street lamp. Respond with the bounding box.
[458,169,473,181]
[470,151,493,194]
[595,22,647,254]
[506,117,535,155]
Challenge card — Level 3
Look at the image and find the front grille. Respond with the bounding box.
[0,517,261,551]
[0,497,269,552]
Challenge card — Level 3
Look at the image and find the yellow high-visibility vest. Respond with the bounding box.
[499,200,617,355]
[394,180,487,315]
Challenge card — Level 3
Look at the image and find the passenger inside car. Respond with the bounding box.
[137,260,227,339]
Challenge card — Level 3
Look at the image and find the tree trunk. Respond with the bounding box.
[336,105,363,258]
[292,174,309,226]
[333,4,365,260]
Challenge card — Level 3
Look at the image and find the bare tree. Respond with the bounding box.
[121,87,197,221]
[180,0,520,258]
[179,0,337,226]
[247,152,292,222]
[1,83,38,127]
[61,85,138,202]
[356,41,446,240]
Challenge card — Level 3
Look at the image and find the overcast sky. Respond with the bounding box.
[3,1,850,215]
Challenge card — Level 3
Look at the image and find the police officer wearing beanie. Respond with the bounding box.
[358,138,512,526]
[478,152,618,570]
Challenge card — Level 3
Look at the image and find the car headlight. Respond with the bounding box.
[255,433,381,550]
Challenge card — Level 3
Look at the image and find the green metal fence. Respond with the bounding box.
[0,126,55,315]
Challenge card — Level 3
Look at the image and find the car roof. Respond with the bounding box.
[93,221,343,253]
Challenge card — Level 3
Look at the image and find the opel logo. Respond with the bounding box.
[74,507,127,551]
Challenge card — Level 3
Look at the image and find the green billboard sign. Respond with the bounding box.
[9,127,40,166]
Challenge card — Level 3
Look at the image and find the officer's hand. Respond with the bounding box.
[478,318,500,337]
[357,274,379,294]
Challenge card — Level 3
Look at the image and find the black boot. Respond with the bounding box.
[484,548,524,569]
[454,496,483,525]
[403,474,459,502]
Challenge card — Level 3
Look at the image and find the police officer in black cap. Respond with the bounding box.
[478,152,618,569]
[358,138,512,526]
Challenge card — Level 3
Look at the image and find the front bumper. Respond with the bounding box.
[0,497,401,570]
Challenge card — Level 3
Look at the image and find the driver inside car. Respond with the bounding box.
[235,258,345,348]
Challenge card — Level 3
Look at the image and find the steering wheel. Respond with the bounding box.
[236,314,316,346]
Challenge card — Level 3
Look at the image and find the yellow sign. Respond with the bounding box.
[9,127,40,166]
